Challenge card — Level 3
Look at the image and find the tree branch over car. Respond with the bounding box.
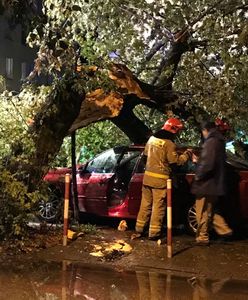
[1,0,248,182]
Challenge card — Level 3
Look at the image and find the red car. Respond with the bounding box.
[41,145,248,233]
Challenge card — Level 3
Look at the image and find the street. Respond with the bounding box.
[1,226,248,299]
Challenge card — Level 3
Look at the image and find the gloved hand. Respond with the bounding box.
[192,153,199,163]
[184,148,193,159]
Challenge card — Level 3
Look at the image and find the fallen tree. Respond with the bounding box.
[1,0,248,182]
[0,0,248,238]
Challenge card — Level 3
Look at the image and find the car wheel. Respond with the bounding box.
[186,204,198,235]
[38,186,63,222]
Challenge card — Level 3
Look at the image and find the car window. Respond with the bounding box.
[85,149,121,174]
[135,154,146,174]
[176,161,196,173]
[112,150,141,189]
[119,151,140,170]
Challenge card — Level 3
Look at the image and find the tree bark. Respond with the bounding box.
[71,131,79,222]
[111,95,153,144]
[69,28,196,142]
[27,77,85,190]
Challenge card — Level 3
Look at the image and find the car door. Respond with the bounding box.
[127,153,145,216]
[238,171,248,219]
[108,149,142,209]
[77,148,125,215]
[172,161,196,225]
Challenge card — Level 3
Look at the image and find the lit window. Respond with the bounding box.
[6,58,13,79]
[21,62,27,80]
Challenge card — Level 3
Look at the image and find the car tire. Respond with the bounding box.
[38,186,63,223]
[186,204,198,235]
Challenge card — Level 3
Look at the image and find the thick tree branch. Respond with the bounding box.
[136,41,166,76]
[111,95,152,144]
[151,30,191,88]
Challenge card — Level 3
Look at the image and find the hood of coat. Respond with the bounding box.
[205,128,224,143]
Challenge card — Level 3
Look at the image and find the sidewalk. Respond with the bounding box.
[25,227,248,281]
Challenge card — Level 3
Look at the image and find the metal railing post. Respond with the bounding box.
[63,173,70,246]
[167,178,172,258]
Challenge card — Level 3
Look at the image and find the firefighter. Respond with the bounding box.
[215,118,230,134]
[135,118,193,240]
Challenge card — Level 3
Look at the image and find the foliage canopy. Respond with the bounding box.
[24,0,248,135]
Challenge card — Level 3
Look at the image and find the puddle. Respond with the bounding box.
[0,260,248,299]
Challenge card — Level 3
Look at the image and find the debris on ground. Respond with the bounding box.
[0,227,62,259]
[89,250,104,257]
[67,229,85,240]
[67,230,78,240]
[130,233,142,240]
[117,220,128,231]
[90,239,132,261]
[0,223,97,261]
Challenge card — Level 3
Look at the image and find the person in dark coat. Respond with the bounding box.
[191,121,233,245]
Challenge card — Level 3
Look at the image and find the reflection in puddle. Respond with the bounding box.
[0,261,248,299]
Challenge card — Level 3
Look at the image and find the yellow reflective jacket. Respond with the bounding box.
[143,136,190,188]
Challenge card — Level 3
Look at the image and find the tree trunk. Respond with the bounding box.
[27,77,85,190]
[71,131,79,222]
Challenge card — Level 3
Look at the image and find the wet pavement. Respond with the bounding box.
[24,227,248,280]
[1,227,248,299]
[0,260,248,299]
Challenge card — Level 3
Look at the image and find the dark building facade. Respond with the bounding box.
[0,12,37,91]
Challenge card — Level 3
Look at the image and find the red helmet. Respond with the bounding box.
[215,118,230,133]
[162,118,184,134]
